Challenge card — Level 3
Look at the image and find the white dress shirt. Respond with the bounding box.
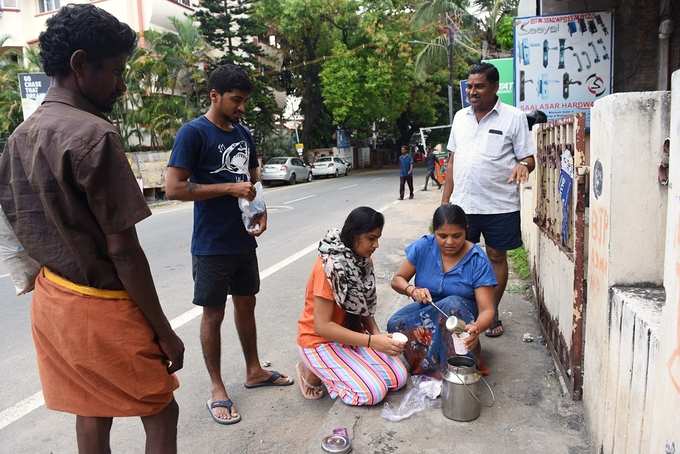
[446,98,536,214]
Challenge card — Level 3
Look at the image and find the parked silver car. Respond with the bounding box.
[311,156,349,178]
[261,157,312,185]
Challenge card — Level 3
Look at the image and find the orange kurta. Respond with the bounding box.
[297,257,345,348]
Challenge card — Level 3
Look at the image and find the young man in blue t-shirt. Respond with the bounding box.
[398,145,414,200]
[165,64,293,425]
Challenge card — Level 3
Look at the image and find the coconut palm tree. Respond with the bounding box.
[409,0,516,121]
[412,0,517,75]
[112,16,209,151]
[410,0,478,122]
[472,0,518,55]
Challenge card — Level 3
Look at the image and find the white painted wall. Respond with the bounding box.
[537,237,576,346]
[649,69,680,454]
[1,0,193,49]
[520,162,538,269]
[0,9,25,46]
[517,0,537,17]
[583,91,671,453]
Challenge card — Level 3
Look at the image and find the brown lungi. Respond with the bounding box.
[31,268,179,417]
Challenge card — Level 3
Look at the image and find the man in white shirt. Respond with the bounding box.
[441,62,536,338]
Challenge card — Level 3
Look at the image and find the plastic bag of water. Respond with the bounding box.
[0,206,40,295]
[238,182,266,234]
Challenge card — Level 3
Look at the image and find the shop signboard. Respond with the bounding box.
[514,11,613,125]
[18,72,51,120]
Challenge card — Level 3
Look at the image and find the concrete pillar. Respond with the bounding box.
[649,70,680,454]
[584,91,670,453]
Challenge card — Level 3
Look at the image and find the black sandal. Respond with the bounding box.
[484,320,504,338]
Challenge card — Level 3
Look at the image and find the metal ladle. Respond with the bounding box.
[430,299,466,333]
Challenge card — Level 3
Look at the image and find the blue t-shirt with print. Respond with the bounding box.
[399,154,413,176]
[405,235,497,317]
[168,116,258,255]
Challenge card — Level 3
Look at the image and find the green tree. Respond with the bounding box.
[0,38,41,138]
[495,14,514,51]
[112,16,209,150]
[320,43,411,131]
[321,1,446,146]
[258,0,350,149]
[259,129,295,160]
[472,0,518,56]
[194,0,280,147]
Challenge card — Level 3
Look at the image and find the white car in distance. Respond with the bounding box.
[311,156,348,178]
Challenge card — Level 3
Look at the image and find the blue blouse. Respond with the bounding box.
[405,235,497,304]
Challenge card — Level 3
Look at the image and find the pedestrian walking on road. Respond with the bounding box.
[0,5,184,453]
[165,64,293,426]
[441,62,536,338]
[296,207,408,405]
[388,205,497,375]
[422,147,442,191]
[398,145,414,200]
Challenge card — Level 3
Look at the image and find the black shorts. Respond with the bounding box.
[466,211,522,252]
[192,252,260,307]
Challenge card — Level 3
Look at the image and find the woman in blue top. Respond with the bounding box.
[388,204,497,375]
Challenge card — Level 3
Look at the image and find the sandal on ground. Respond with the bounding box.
[484,320,504,338]
[206,399,241,425]
[296,362,325,400]
[244,370,294,389]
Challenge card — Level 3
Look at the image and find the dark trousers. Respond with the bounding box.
[399,175,414,199]
[423,169,441,190]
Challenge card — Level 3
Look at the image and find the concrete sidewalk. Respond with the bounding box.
[303,188,591,454]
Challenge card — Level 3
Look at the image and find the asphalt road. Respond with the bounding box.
[0,167,429,453]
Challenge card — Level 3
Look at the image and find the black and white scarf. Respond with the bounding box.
[318,228,377,317]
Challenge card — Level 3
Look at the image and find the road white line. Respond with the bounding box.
[0,392,44,431]
[284,194,316,205]
[338,184,358,190]
[0,199,399,431]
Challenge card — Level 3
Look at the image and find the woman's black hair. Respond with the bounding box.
[433,204,468,231]
[208,64,254,94]
[39,4,137,77]
[340,207,385,252]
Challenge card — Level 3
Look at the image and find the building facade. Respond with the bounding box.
[0,0,196,55]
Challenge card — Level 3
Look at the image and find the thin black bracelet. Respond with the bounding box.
[367,334,372,348]
[405,284,415,296]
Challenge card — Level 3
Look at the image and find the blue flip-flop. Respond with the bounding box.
[244,370,294,389]
[206,399,241,425]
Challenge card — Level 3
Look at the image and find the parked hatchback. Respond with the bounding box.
[311,156,348,178]
[261,157,312,185]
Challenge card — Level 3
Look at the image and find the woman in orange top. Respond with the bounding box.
[296,207,408,405]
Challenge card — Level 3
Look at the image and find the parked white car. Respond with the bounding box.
[311,156,348,178]
[261,157,312,185]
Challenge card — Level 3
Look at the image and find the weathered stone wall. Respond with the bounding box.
[648,68,680,454]
[583,91,671,453]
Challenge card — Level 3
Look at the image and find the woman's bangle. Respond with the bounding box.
[367,334,372,348]
[405,284,415,296]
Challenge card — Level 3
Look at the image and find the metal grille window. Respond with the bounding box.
[37,0,59,13]
[1,0,19,8]
[176,0,191,6]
